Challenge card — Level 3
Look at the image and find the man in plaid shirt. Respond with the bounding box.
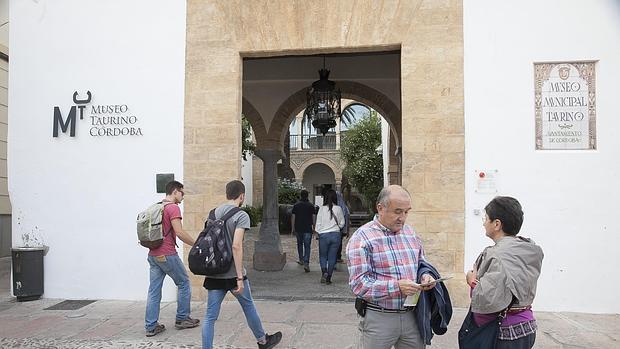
[346,185,435,349]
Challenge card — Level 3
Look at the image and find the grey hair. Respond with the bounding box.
[376,188,391,207]
[376,185,411,207]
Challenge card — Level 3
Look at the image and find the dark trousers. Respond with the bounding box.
[497,333,536,349]
[336,233,345,261]
[336,222,349,261]
[296,230,312,264]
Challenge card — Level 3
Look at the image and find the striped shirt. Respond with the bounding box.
[346,217,426,310]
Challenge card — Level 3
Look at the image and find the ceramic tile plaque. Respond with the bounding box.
[534,61,596,150]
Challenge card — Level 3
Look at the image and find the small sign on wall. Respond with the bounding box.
[534,61,597,150]
[156,173,175,193]
[475,170,498,194]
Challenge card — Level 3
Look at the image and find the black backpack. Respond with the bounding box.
[188,207,241,276]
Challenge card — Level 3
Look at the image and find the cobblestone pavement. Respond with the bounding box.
[0,338,201,348]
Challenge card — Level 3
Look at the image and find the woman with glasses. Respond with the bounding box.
[462,196,544,349]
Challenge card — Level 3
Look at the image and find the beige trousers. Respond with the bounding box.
[358,308,425,349]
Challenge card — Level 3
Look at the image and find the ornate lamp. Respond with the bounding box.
[304,58,341,135]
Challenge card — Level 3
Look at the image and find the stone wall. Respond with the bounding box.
[185,0,466,304]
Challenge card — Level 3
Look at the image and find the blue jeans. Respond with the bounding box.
[296,230,312,264]
[145,254,192,331]
[319,231,340,276]
[202,279,265,349]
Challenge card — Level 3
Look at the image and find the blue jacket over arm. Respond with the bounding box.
[414,260,453,345]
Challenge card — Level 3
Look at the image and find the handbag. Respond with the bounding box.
[330,210,347,236]
[458,298,515,349]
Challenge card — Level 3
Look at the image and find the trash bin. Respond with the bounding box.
[12,247,45,301]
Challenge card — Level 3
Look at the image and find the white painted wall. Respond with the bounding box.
[241,157,253,206]
[9,0,186,300]
[381,118,389,187]
[464,0,620,313]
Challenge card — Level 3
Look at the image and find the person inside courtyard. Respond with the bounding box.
[315,188,345,285]
[462,196,543,348]
[145,180,200,337]
[202,180,282,349]
[291,189,315,272]
[346,185,435,349]
[335,190,351,264]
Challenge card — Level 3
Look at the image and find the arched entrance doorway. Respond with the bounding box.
[242,53,403,272]
[301,163,336,204]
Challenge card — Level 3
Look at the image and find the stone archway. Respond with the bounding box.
[270,81,402,152]
[185,0,466,304]
[274,83,402,191]
[293,156,342,188]
[301,162,337,201]
[242,97,268,147]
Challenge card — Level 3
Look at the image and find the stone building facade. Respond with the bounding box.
[183,0,466,303]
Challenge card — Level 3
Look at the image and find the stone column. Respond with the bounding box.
[296,114,303,150]
[335,118,341,149]
[253,148,286,271]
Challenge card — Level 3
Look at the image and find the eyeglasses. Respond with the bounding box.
[177,189,185,196]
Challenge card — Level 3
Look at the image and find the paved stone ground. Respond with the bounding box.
[1,231,620,348]
[246,227,354,302]
[0,255,10,301]
[0,297,619,348]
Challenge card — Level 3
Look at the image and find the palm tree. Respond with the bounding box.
[340,102,371,131]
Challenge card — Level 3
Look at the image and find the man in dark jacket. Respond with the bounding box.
[291,189,315,272]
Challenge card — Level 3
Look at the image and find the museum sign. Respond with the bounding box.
[534,61,596,150]
[52,91,143,138]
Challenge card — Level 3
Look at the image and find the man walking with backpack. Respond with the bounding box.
[145,181,200,337]
[202,180,282,349]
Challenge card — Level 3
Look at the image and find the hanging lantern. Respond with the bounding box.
[304,58,341,136]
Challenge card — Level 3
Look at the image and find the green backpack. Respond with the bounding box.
[136,202,173,249]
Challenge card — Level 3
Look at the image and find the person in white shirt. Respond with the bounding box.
[314,189,345,285]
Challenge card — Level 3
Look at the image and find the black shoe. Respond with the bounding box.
[326,275,332,285]
[320,273,327,284]
[296,260,303,265]
[304,263,310,272]
[258,331,282,349]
